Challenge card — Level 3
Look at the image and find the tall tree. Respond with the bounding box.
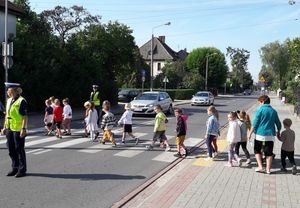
[41,5,101,46]
[185,47,228,90]
[259,41,289,89]
[226,47,251,92]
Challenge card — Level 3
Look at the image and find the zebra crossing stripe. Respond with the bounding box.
[33,149,52,155]
[78,143,111,153]
[113,133,148,158]
[26,148,44,154]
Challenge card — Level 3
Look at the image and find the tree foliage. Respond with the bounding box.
[41,5,101,46]
[185,47,228,90]
[259,41,289,89]
[5,3,145,110]
[226,47,252,92]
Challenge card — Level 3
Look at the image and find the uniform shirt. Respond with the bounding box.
[278,129,295,152]
[8,96,28,116]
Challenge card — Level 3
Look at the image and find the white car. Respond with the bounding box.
[191,91,214,106]
[130,91,173,115]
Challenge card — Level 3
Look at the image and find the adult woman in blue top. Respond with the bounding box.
[248,95,281,174]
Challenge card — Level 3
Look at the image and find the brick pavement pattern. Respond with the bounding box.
[120,95,300,208]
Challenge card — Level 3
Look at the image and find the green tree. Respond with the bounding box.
[185,47,228,90]
[226,47,251,92]
[41,5,101,46]
[259,41,289,89]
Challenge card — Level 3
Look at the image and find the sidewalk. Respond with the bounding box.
[113,95,300,208]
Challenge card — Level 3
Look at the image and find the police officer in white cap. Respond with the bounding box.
[90,84,101,124]
[2,82,28,178]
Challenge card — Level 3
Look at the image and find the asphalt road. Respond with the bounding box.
[0,94,258,208]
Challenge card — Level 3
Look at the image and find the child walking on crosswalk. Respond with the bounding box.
[174,108,187,157]
[146,105,171,151]
[100,100,117,146]
[118,103,139,145]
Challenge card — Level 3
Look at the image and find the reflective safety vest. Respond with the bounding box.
[5,96,25,132]
[91,91,100,106]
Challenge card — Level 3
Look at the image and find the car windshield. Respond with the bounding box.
[195,92,208,97]
[136,93,158,100]
[118,90,129,95]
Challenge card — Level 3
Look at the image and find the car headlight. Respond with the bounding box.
[146,104,154,107]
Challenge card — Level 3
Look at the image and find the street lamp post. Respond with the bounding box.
[150,22,171,91]
[205,53,217,91]
[4,0,9,102]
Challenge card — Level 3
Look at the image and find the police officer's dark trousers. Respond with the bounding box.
[6,129,27,173]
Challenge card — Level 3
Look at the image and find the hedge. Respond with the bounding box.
[119,88,197,100]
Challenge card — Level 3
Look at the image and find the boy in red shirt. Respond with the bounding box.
[53,99,63,139]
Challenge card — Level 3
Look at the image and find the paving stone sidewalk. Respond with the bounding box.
[118,95,300,208]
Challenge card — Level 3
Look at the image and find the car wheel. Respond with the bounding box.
[191,103,194,106]
[167,105,173,115]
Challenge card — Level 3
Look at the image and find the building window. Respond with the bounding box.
[157,63,161,71]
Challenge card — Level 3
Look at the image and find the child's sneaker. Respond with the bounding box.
[165,146,171,152]
[237,158,242,167]
[135,138,139,145]
[245,159,251,165]
[146,145,153,150]
[174,152,182,158]
[121,140,125,145]
[102,141,105,145]
[292,165,297,175]
[281,167,288,172]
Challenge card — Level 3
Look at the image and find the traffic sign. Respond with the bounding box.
[259,76,265,83]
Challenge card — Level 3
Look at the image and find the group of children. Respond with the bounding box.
[44,97,297,173]
[224,109,296,174]
[44,96,72,138]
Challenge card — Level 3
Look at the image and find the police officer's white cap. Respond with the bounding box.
[92,85,99,88]
[5,82,21,88]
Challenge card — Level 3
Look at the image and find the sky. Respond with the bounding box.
[27,0,300,82]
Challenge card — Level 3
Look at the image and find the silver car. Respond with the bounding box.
[130,91,173,115]
[191,91,214,106]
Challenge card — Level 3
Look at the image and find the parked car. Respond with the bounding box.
[130,91,173,115]
[118,89,140,102]
[243,89,251,95]
[191,91,214,106]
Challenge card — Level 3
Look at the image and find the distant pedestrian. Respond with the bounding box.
[277,118,297,175]
[62,98,72,135]
[174,108,187,157]
[146,105,171,151]
[226,111,242,167]
[100,100,117,146]
[235,111,251,165]
[248,95,281,174]
[90,85,101,125]
[53,99,63,139]
[44,99,53,136]
[205,106,220,160]
[85,101,99,142]
[118,103,139,145]
[2,82,28,178]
